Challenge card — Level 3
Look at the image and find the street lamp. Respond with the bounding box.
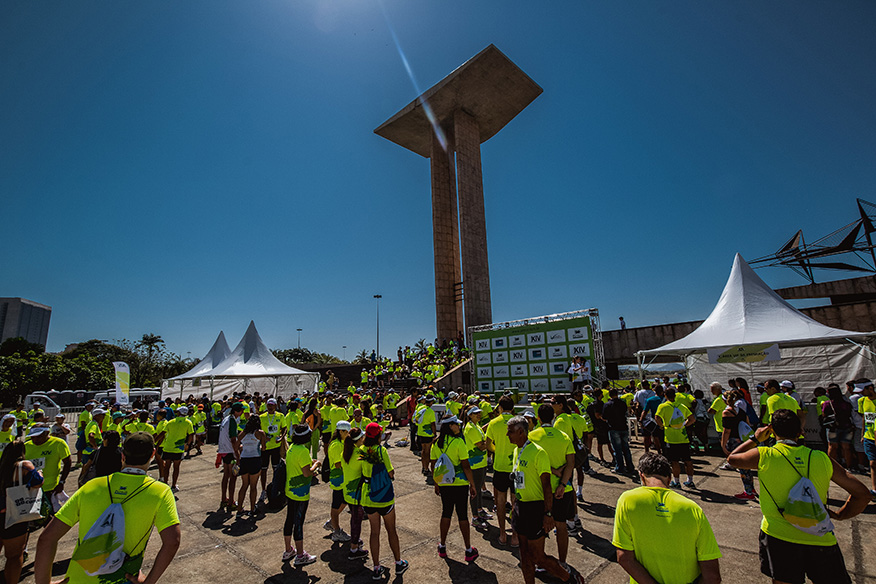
[373,295,382,360]
[342,346,347,361]
[296,328,303,349]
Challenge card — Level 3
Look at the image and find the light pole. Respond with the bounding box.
[373,295,382,360]
[296,328,302,349]
[342,346,347,361]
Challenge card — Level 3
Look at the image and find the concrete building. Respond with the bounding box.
[0,297,51,348]
[375,45,542,343]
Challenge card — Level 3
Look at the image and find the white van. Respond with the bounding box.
[23,393,61,420]
[93,389,161,409]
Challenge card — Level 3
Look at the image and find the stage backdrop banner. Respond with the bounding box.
[471,316,594,395]
[707,343,781,364]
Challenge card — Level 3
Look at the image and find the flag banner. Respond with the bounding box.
[112,362,130,405]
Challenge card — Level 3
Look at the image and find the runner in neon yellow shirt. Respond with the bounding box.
[259,399,287,502]
[485,396,516,546]
[283,424,321,566]
[463,406,489,526]
[430,416,477,561]
[656,389,695,488]
[158,407,193,492]
[25,425,71,496]
[613,452,721,584]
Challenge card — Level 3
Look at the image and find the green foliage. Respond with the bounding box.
[272,348,344,365]
[353,350,369,365]
[0,337,45,357]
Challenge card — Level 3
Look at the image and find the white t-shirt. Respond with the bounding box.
[635,389,655,410]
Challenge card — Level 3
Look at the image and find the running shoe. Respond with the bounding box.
[258,491,267,504]
[348,548,369,561]
[293,552,317,567]
[465,547,479,562]
[574,517,583,531]
[395,559,409,575]
[437,544,447,558]
[372,565,389,580]
[734,492,757,501]
[323,520,334,531]
[282,548,297,562]
[171,486,180,493]
[331,529,352,542]
[567,564,586,584]
[668,480,680,488]
[719,462,733,471]
[870,489,876,501]
[565,519,576,532]
[586,468,598,476]
[478,510,494,520]
[226,502,238,511]
[576,492,585,503]
[682,479,696,488]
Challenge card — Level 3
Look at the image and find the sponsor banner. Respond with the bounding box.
[493,365,510,378]
[477,366,492,379]
[510,349,527,362]
[512,380,528,391]
[509,334,526,347]
[493,351,508,363]
[492,337,508,350]
[527,332,545,345]
[546,330,566,344]
[495,380,510,391]
[113,361,130,405]
[529,362,548,377]
[548,345,567,360]
[475,338,491,351]
[551,378,569,392]
[530,378,550,392]
[550,362,568,376]
[707,343,781,364]
[528,347,545,361]
[476,352,492,365]
[479,380,492,392]
[511,364,528,377]
[569,343,590,358]
[568,327,589,341]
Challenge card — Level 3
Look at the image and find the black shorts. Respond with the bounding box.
[552,490,575,523]
[595,432,609,445]
[511,500,545,541]
[364,504,394,517]
[163,451,183,461]
[321,432,331,444]
[332,488,346,510]
[439,485,469,521]
[759,530,850,584]
[221,453,235,466]
[0,513,28,540]
[665,442,691,462]
[261,448,281,469]
[238,456,261,476]
[492,471,512,492]
[417,435,434,447]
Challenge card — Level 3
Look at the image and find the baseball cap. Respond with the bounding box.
[92,408,107,416]
[468,406,482,415]
[854,378,873,392]
[336,420,352,432]
[177,406,189,415]
[231,403,244,412]
[267,398,277,406]
[522,410,536,420]
[440,415,460,426]
[780,380,794,389]
[123,432,155,460]
[365,422,382,439]
[112,412,124,420]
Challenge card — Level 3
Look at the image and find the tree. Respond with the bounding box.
[354,349,370,365]
[0,337,44,357]
[415,339,427,353]
[137,334,165,364]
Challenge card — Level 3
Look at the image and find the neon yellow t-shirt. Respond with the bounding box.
[462,422,487,470]
[709,396,726,432]
[759,392,770,423]
[319,404,333,433]
[341,447,364,505]
[512,441,550,502]
[191,411,206,434]
[285,409,303,429]
[56,473,179,584]
[486,413,515,472]
[260,412,286,451]
[25,436,71,491]
[674,392,694,411]
[84,420,102,454]
[656,402,692,444]
[430,436,469,486]
[416,407,436,438]
[529,426,574,493]
[328,439,344,490]
[361,445,395,508]
[285,444,314,501]
[612,486,722,584]
[383,393,399,410]
[161,417,193,454]
[78,410,92,430]
[858,396,875,441]
[758,443,835,545]
[126,422,155,435]
[329,406,349,432]
[766,393,800,424]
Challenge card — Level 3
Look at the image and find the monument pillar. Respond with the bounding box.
[454,109,492,329]
[430,125,463,342]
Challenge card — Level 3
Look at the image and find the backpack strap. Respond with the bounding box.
[759,446,812,514]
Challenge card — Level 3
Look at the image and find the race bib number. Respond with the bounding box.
[31,457,46,471]
[511,470,525,491]
[865,412,876,427]
[268,424,279,434]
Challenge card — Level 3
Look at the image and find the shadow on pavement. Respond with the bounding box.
[443,556,499,584]
[318,542,371,576]
[264,565,321,584]
[573,528,616,562]
[577,500,615,519]
[696,488,747,505]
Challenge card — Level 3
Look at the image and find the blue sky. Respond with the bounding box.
[2,1,875,359]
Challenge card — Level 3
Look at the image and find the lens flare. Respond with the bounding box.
[377,0,447,151]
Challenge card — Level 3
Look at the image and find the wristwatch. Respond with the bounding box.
[544,510,552,517]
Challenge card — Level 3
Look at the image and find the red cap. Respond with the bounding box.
[365,422,382,439]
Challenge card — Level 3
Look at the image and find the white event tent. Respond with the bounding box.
[636,254,876,399]
[162,322,319,400]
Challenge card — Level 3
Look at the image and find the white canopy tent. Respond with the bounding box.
[636,254,876,400]
[162,322,320,400]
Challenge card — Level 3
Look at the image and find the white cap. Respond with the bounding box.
[27,424,50,438]
[468,406,483,415]
[177,406,189,415]
[780,380,794,389]
[92,408,107,416]
[335,420,352,432]
[267,398,278,406]
[440,415,460,426]
[448,391,458,399]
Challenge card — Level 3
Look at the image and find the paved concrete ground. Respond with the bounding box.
[9,436,876,584]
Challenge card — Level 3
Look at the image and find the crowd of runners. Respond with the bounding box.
[0,360,875,584]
